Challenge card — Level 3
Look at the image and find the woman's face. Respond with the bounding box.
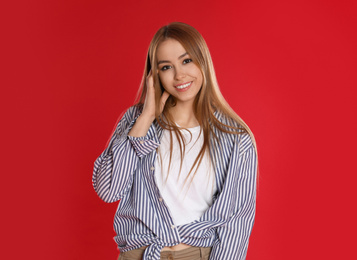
[156,38,203,107]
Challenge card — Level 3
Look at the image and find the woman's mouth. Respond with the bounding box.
[175,81,192,91]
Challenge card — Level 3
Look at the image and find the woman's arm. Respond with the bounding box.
[92,70,169,203]
[209,139,258,260]
[92,105,160,203]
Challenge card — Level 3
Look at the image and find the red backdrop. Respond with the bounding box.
[1,0,356,259]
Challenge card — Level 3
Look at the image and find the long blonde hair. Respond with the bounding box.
[135,22,258,185]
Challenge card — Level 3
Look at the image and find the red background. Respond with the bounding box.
[1,0,356,259]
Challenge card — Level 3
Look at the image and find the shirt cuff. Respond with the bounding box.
[126,114,160,158]
[127,135,159,158]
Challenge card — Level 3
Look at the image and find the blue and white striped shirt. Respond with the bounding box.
[92,105,257,260]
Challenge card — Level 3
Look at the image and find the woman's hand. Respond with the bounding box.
[128,70,169,138]
[142,70,170,121]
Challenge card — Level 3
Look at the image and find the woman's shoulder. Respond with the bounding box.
[122,104,144,122]
[213,109,246,134]
[212,109,254,153]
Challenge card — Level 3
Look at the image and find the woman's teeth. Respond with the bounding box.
[176,82,191,89]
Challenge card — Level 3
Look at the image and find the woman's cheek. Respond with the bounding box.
[159,73,172,90]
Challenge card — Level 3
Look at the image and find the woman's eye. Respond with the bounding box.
[183,58,193,64]
[161,65,171,71]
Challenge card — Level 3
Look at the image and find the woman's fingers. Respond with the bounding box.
[142,70,156,117]
[159,91,170,113]
[146,70,153,89]
[143,70,170,118]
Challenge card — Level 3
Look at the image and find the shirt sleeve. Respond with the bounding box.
[209,137,258,260]
[92,106,160,203]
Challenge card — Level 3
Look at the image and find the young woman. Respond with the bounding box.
[93,22,258,260]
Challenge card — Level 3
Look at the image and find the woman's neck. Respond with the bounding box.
[169,102,199,128]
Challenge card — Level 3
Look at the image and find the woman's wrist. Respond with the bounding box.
[128,113,155,138]
[140,111,155,123]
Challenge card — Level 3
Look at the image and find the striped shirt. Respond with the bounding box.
[92,105,257,260]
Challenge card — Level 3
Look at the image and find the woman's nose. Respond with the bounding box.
[174,68,186,80]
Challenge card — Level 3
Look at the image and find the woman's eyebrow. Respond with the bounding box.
[158,52,188,65]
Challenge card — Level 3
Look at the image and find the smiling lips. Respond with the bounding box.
[175,81,192,91]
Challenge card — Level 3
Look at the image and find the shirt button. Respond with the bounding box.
[139,140,144,144]
[159,197,163,202]
[150,166,155,171]
[171,225,175,229]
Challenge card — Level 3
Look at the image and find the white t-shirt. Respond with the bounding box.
[154,125,217,226]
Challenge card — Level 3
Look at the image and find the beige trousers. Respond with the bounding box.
[118,246,212,260]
